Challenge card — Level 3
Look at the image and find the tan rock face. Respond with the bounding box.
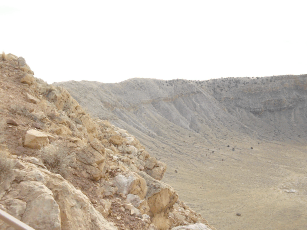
[75,145,106,181]
[24,129,50,149]
[1,179,61,230]
[0,162,117,230]
[145,161,167,181]
[139,171,179,230]
[114,172,147,199]
[22,192,61,230]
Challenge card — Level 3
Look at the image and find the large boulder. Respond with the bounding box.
[1,180,61,230]
[145,160,167,181]
[75,145,106,181]
[138,171,178,230]
[24,129,50,149]
[114,172,147,199]
[0,161,117,230]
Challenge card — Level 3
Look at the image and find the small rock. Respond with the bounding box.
[14,160,26,170]
[21,74,35,85]
[17,57,26,66]
[171,223,210,230]
[126,194,141,208]
[236,213,241,216]
[26,93,40,104]
[32,122,44,130]
[251,147,253,149]
[24,129,50,149]
[6,119,18,126]
[285,189,296,193]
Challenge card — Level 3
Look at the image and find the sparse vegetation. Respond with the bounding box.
[40,144,68,174]
[1,52,6,61]
[0,151,13,182]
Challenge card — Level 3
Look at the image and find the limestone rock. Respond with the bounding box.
[124,203,141,216]
[90,138,105,155]
[3,199,27,219]
[126,145,138,155]
[116,128,129,137]
[96,199,112,217]
[171,223,211,230]
[109,135,123,146]
[146,161,167,181]
[17,57,26,66]
[24,129,50,149]
[118,145,138,155]
[125,136,135,145]
[126,194,142,208]
[138,171,178,230]
[22,193,61,230]
[0,161,117,230]
[6,119,18,126]
[26,93,40,104]
[5,53,18,61]
[114,172,147,199]
[21,74,35,85]
[74,146,106,181]
[145,156,158,170]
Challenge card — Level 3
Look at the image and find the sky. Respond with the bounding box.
[1,0,307,84]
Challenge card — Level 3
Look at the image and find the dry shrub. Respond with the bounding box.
[9,105,41,122]
[9,104,31,117]
[0,151,13,182]
[1,52,6,61]
[40,144,68,174]
[109,135,123,146]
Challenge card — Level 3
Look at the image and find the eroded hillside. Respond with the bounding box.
[58,76,307,230]
[0,53,213,230]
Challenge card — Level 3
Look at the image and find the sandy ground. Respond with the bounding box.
[163,140,307,230]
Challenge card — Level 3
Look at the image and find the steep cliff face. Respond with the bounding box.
[0,53,212,230]
[57,75,307,230]
[200,75,307,141]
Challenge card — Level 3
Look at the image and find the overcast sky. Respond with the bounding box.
[1,0,307,84]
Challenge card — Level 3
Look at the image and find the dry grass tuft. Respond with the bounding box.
[0,151,13,182]
[1,52,6,61]
[40,144,70,178]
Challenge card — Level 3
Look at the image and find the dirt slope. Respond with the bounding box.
[57,76,307,230]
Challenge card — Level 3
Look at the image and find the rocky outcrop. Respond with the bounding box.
[114,173,147,199]
[0,53,212,230]
[0,158,116,230]
[24,129,50,149]
[138,171,178,230]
